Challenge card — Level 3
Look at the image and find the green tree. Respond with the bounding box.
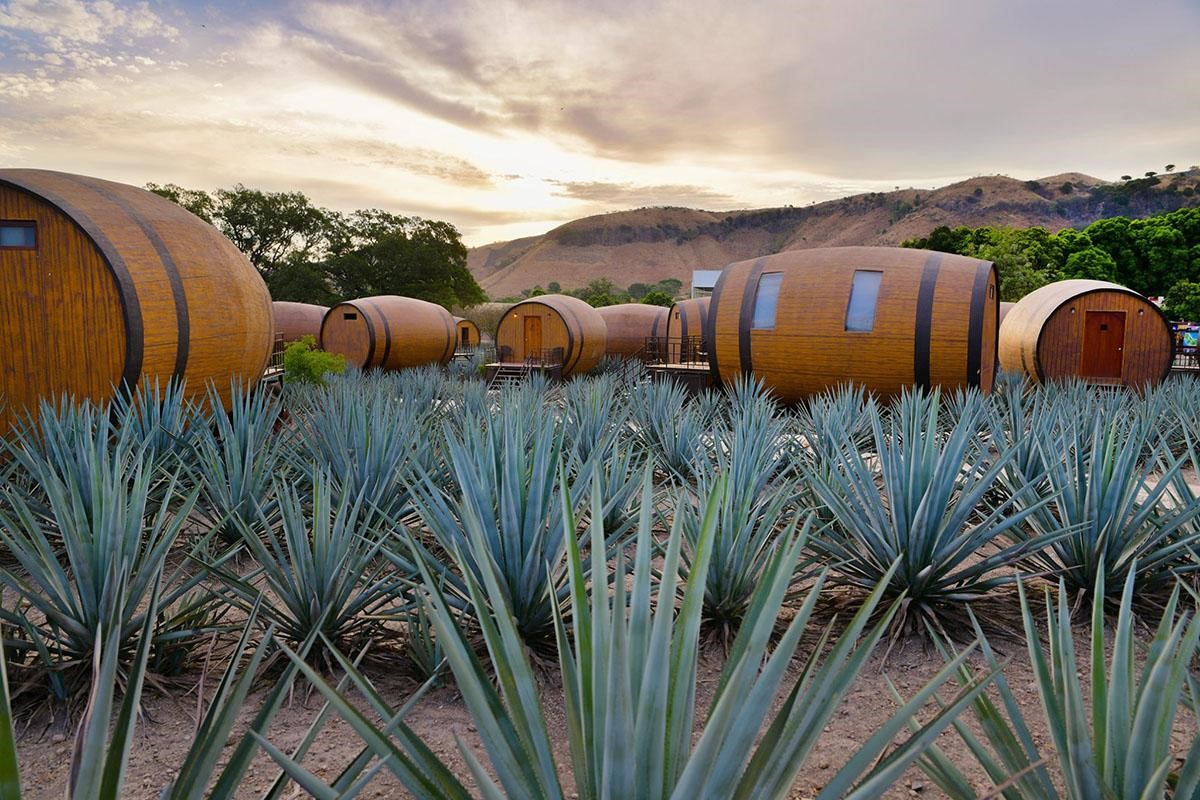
[640,289,674,307]
[1063,246,1118,281]
[1130,218,1189,295]
[627,282,651,299]
[215,185,332,279]
[323,211,484,308]
[547,281,561,293]
[145,183,216,223]
[1163,280,1200,321]
[654,277,684,297]
[570,278,627,307]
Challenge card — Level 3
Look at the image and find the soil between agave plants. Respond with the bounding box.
[10,600,1142,800]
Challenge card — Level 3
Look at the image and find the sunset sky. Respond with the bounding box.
[1,0,1197,246]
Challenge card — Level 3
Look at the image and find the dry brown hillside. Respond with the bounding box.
[468,170,1200,298]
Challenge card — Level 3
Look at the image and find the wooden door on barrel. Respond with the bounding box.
[1080,310,1126,379]
[523,315,542,359]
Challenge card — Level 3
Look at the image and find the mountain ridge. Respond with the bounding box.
[468,170,1200,298]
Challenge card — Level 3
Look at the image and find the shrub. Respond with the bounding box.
[283,335,345,386]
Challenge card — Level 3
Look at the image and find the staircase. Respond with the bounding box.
[487,364,528,390]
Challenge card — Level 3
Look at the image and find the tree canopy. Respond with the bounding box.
[146,183,484,309]
[902,207,1200,307]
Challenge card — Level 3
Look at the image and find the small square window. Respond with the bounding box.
[845,270,883,332]
[0,221,36,249]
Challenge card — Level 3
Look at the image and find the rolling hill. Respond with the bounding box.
[468,170,1200,298]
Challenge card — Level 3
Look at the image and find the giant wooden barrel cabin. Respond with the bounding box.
[453,316,481,350]
[320,296,456,370]
[273,301,328,343]
[596,303,668,357]
[998,280,1172,387]
[667,296,711,362]
[0,169,272,436]
[705,246,998,402]
[495,294,607,377]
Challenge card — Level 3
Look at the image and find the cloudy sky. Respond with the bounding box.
[1,0,1197,246]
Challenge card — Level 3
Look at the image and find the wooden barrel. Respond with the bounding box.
[998,302,1015,326]
[706,247,998,402]
[596,303,668,357]
[998,280,1172,386]
[320,296,455,370]
[453,316,481,349]
[273,301,328,343]
[0,169,272,436]
[667,296,711,362]
[495,294,607,377]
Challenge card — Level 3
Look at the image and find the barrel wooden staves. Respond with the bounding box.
[320,296,456,370]
[495,294,607,377]
[706,246,998,402]
[0,169,273,436]
[596,303,668,357]
[273,301,328,343]
[453,316,481,349]
[667,296,711,363]
[998,279,1172,387]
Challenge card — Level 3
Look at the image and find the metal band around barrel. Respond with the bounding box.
[965,261,990,387]
[914,252,943,390]
[737,257,769,375]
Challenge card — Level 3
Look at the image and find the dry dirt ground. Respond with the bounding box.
[14,590,1165,800]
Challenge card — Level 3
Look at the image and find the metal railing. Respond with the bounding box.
[495,345,564,367]
[642,336,708,366]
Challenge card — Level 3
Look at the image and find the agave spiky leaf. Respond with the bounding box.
[288,375,443,519]
[403,408,581,648]
[210,470,407,662]
[1014,410,1200,598]
[561,373,631,467]
[627,379,711,482]
[0,444,208,704]
[912,568,1200,800]
[804,387,1064,633]
[188,382,289,542]
[0,635,20,800]
[680,376,800,635]
[68,568,161,800]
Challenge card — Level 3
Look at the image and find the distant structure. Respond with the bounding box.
[999,280,1172,387]
[596,303,667,357]
[490,294,607,380]
[454,316,482,350]
[690,269,722,298]
[705,247,998,402]
[321,296,456,370]
[273,301,327,343]
[0,169,272,436]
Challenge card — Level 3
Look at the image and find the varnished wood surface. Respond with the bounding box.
[453,316,481,348]
[495,294,607,377]
[273,301,328,343]
[596,304,667,357]
[0,169,272,435]
[998,280,1172,386]
[321,295,455,370]
[667,296,710,347]
[708,247,997,402]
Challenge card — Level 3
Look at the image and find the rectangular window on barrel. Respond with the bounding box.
[0,221,36,249]
[845,270,883,332]
[751,272,784,330]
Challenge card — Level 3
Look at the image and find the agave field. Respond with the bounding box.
[4,361,1200,799]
